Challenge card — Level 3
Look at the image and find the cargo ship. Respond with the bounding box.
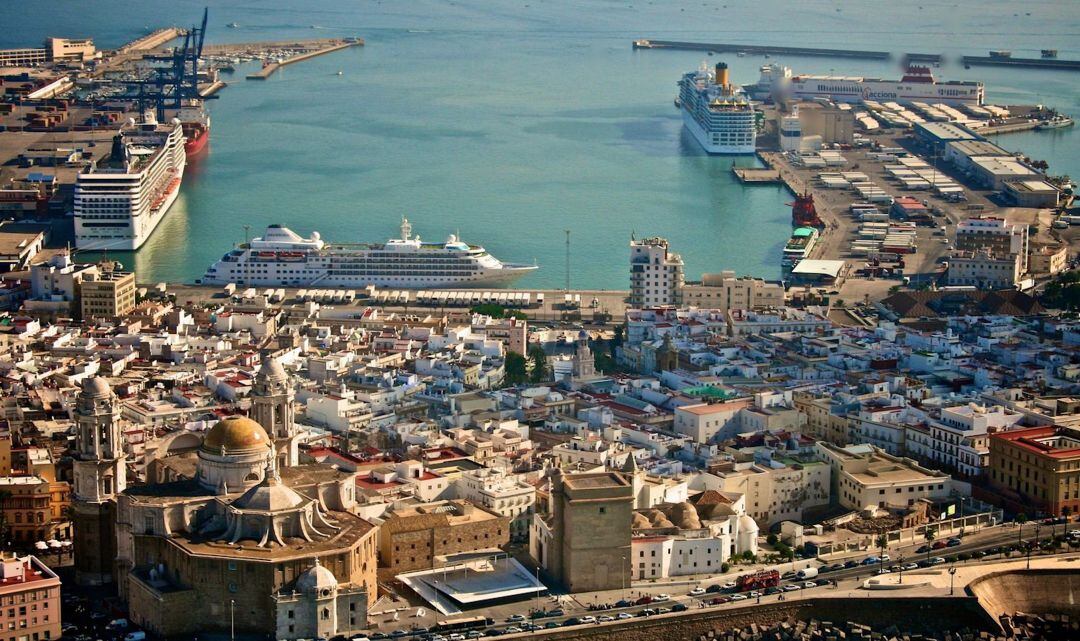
[788,65,983,106]
[677,61,757,154]
[177,101,210,157]
[201,218,538,288]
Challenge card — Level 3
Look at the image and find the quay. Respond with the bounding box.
[633,39,892,60]
[980,120,1041,135]
[732,166,782,184]
[246,38,363,80]
[962,55,1080,71]
[114,27,185,54]
[198,80,228,98]
[904,52,943,63]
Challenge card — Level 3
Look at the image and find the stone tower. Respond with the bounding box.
[72,376,126,586]
[548,470,632,593]
[571,330,597,380]
[251,357,299,468]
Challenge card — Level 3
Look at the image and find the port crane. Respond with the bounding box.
[124,8,212,120]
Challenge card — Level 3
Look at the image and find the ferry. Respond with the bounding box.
[781,227,819,269]
[1036,116,1074,130]
[678,61,757,154]
[788,66,984,106]
[73,113,186,251]
[201,218,538,288]
[743,63,792,101]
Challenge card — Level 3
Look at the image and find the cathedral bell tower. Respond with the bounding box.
[251,358,299,468]
[72,376,126,586]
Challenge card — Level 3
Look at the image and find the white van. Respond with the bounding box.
[796,567,819,580]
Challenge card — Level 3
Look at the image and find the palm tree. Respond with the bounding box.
[923,527,936,566]
[876,533,888,576]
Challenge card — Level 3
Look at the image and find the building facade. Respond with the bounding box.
[543,470,632,593]
[0,554,61,641]
[954,216,1029,272]
[947,249,1022,290]
[79,267,136,320]
[678,271,785,312]
[988,426,1080,517]
[630,237,685,307]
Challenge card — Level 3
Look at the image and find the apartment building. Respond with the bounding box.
[629,236,685,307]
[817,442,954,512]
[954,216,1028,272]
[79,268,136,320]
[988,425,1080,517]
[679,271,785,312]
[908,404,1024,479]
[0,554,61,641]
[454,468,535,542]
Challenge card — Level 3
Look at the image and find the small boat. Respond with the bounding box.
[227,22,239,28]
[336,70,343,76]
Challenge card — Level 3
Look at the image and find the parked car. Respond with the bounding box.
[634,596,653,605]
[932,540,948,550]
[616,613,633,620]
[705,584,724,594]
[916,545,931,553]
[902,562,919,570]
[506,614,525,623]
[722,581,738,590]
[946,538,962,547]
[689,587,706,596]
[930,556,947,565]
[654,594,670,602]
[671,603,688,612]
[731,594,748,601]
[597,615,615,623]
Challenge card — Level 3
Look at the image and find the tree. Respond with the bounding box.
[528,345,549,383]
[1042,271,1080,311]
[766,533,778,546]
[470,303,527,320]
[610,324,624,357]
[740,550,756,563]
[504,351,527,386]
[720,562,731,573]
[1016,513,1028,546]
[923,527,936,566]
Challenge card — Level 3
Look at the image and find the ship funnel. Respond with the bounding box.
[110,134,126,163]
[714,62,730,89]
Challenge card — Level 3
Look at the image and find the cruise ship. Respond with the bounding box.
[788,66,983,106]
[744,63,792,101]
[201,218,538,288]
[74,114,186,250]
[678,62,758,154]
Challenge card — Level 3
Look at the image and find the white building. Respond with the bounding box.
[816,443,956,512]
[630,236,685,307]
[454,468,535,542]
[694,459,831,527]
[914,404,1024,478]
[955,216,1029,271]
[947,249,1023,290]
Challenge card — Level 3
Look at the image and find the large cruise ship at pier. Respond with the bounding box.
[201,218,538,288]
[677,62,757,154]
[74,114,186,250]
[788,66,984,105]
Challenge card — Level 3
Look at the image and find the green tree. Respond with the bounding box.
[720,562,730,573]
[923,527,936,565]
[528,345,549,383]
[470,303,527,320]
[504,351,528,386]
[610,324,624,357]
[1016,512,1028,546]
[766,533,778,546]
[1042,270,1080,311]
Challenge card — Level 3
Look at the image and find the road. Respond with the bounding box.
[366,519,1077,638]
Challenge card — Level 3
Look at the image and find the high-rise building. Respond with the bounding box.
[79,264,136,320]
[955,216,1029,272]
[71,377,126,586]
[544,470,632,593]
[629,236,684,307]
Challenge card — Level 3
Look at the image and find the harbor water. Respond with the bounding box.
[5,0,1078,288]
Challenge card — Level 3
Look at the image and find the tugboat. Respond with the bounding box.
[790,192,825,228]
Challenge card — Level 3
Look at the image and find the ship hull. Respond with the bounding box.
[201,265,537,289]
[184,128,209,156]
[681,108,756,154]
[74,173,183,251]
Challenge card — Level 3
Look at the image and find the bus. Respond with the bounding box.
[430,615,494,633]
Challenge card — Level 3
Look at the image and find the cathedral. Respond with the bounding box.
[72,359,378,640]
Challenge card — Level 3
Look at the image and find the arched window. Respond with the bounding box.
[321,607,330,620]
[244,472,260,482]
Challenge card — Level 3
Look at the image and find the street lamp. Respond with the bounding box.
[948,566,957,595]
[897,553,905,585]
[230,599,235,641]
[621,554,627,601]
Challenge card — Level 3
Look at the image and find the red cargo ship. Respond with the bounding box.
[178,102,210,157]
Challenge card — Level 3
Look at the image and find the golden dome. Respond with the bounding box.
[203,416,271,453]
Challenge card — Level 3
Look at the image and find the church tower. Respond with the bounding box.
[251,358,299,467]
[72,376,126,586]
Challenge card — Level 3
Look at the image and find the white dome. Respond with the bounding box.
[738,514,759,534]
[81,377,112,398]
[295,560,338,592]
[257,358,287,382]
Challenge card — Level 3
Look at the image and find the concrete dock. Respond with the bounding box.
[246,38,363,80]
[732,167,782,184]
[633,39,892,60]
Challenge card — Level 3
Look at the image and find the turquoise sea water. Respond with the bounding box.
[5,1,1078,288]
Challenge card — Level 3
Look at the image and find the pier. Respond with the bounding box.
[732,166,782,184]
[245,38,363,80]
[962,55,1080,71]
[633,39,892,60]
[115,27,186,54]
[904,53,943,64]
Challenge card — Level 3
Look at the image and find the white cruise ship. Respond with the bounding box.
[789,66,984,106]
[678,62,757,154]
[74,115,186,251]
[201,218,538,288]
